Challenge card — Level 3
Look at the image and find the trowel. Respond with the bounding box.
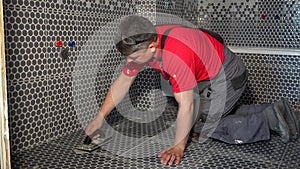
[74,130,111,152]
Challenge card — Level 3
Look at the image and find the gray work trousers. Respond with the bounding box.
[195,46,271,144]
[161,46,271,144]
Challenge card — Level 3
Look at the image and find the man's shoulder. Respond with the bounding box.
[155,24,183,31]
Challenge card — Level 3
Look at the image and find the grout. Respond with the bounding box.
[277,142,290,169]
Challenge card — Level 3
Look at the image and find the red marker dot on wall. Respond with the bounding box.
[261,15,266,20]
[55,41,63,47]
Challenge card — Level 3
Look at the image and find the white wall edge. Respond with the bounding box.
[228,46,300,56]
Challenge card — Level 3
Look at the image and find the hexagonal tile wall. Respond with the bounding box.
[4,0,299,168]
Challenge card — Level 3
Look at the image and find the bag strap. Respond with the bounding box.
[161,27,175,50]
[198,28,224,44]
[158,27,177,62]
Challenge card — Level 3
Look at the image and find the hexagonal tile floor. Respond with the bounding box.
[11,99,300,169]
[11,133,300,168]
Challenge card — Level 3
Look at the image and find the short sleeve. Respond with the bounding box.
[163,38,198,93]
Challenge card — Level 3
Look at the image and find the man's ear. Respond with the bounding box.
[148,41,157,53]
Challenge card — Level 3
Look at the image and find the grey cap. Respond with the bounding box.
[114,15,157,44]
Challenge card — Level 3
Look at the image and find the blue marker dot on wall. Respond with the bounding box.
[68,41,76,47]
[274,15,280,20]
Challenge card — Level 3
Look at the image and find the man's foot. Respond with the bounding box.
[271,105,290,143]
[191,132,200,143]
[274,98,299,140]
[191,132,212,144]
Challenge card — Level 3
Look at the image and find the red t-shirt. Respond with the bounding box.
[122,25,225,93]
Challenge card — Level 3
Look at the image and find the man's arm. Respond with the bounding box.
[99,72,137,117]
[159,89,194,165]
[173,90,194,149]
[85,72,137,136]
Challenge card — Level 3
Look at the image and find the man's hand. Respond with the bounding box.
[158,145,184,166]
[85,114,104,139]
[157,90,193,165]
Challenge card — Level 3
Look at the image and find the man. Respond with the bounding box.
[85,15,299,165]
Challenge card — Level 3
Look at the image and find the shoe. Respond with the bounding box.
[281,98,299,140]
[191,132,212,144]
[191,132,200,143]
[272,103,290,143]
